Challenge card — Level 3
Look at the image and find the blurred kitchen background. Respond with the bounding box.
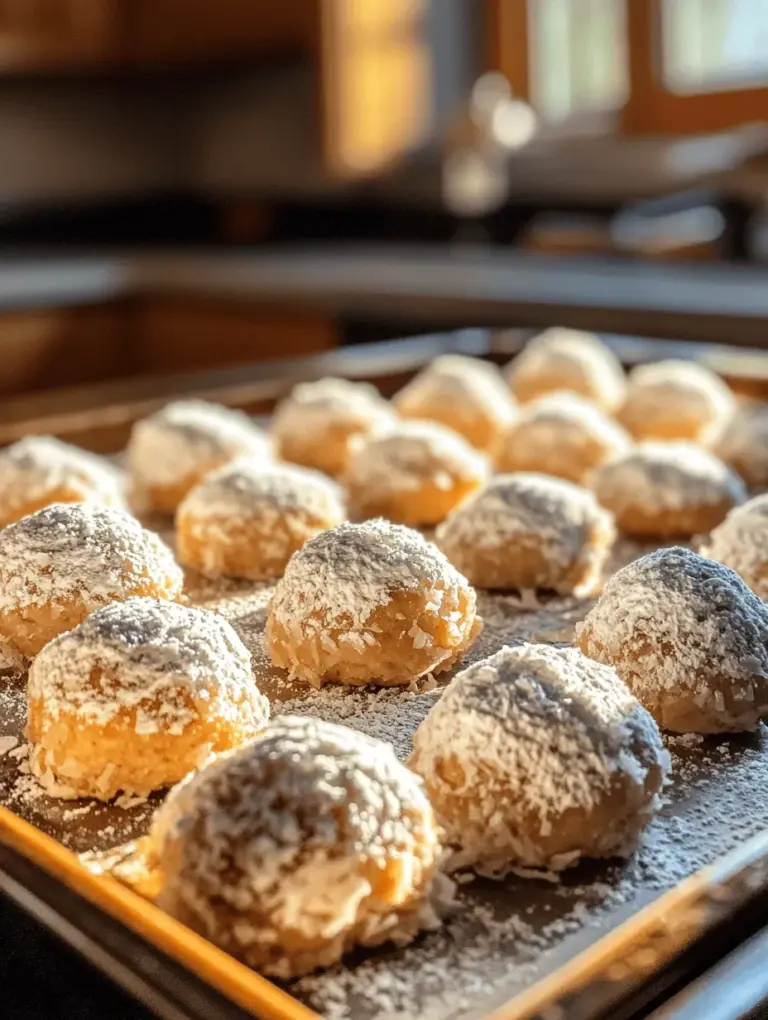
[0,0,767,398]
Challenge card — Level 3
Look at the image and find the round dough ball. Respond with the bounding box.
[149,715,444,977]
[704,494,768,600]
[0,435,123,527]
[504,328,626,411]
[618,360,734,441]
[177,459,345,581]
[267,519,480,687]
[0,503,183,657]
[394,354,517,451]
[494,392,631,483]
[128,400,271,514]
[708,401,768,485]
[579,546,768,733]
[27,598,269,800]
[409,643,668,873]
[436,473,614,595]
[344,420,488,526]
[592,442,745,539]
[272,377,396,477]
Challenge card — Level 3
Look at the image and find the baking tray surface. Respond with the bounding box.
[1,532,768,1020]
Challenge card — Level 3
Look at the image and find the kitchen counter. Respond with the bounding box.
[0,244,768,344]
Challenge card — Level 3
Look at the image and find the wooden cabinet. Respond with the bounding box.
[0,304,127,393]
[0,0,315,72]
[133,298,337,376]
[124,0,316,65]
[0,0,120,70]
[0,0,429,182]
[0,297,337,396]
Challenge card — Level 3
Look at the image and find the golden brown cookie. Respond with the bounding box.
[504,328,625,411]
[436,472,614,595]
[0,504,183,657]
[592,442,745,538]
[272,377,396,477]
[267,519,480,687]
[410,643,668,873]
[149,716,446,977]
[344,420,488,526]
[177,459,345,580]
[395,354,517,451]
[27,598,269,800]
[579,546,768,733]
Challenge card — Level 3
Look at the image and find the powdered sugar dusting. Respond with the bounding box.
[272,378,396,443]
[0,503,183,612]
[593,442,746,516]
[0,435,123,516]
[129,400,270,489]
[293,727,768,1020]
[394,355,516,444]
[410,644,668,872]
[704,493,768,598]
[270,519,468,634]
[345,421,488,498]
[436,473,613,593]
[496,391,630,475]
[179,459,344,525]
[505,328,626,410]
[0,444,767,1017]
[580,546,768,731]
[152,715,443,978]
[709,401,768,486]
[28,597,268,734]
[620,360,735,438]
[2,566,768,1017]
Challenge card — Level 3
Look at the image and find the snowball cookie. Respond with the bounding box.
[344,420,488,526]
[704,494,768,600]
[149,716,445,977]
[592,442,745,539]
[409,644,668,873]
[394,354,517,452]
[618,360,735,442]
[0,504,183,657]
[504,327,626,411]
[128,400,271,514]
[494,392,631,483]
[436,473,614,595]
[267,519,480,687]
[709,402,768,486]
[271,377,396,477]
[26,598,268,800]
[579,546,768,733]
[0,435,123,527]
[177,459,345,581]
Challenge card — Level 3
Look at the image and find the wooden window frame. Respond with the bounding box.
[622,0,768,134]
[486,0,530,101]
[488,0,768,135]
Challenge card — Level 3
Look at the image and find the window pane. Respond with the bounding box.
[662,0,768,93]
[528,0,627,121]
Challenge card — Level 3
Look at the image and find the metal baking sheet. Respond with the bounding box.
[2,528,768,1020]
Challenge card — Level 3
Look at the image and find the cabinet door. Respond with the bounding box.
[134,298,337,376]
[125,0,315,64]
[0,0,120,69]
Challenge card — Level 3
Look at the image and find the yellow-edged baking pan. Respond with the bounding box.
[2,330,768,1020]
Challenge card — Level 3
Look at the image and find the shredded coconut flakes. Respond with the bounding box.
[0,503,182,612]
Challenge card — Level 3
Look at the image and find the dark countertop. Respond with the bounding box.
[1,244,768,345]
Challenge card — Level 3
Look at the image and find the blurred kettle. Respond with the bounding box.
[442,72,538,218]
